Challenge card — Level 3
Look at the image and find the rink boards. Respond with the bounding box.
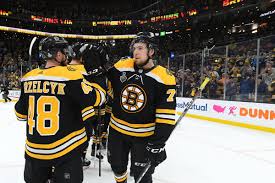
[0,90,20,102]
[1,91,275,133]
[176,97,275,134]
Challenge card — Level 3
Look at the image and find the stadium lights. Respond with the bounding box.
[0,25,136,40]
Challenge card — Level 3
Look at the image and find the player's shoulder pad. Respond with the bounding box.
[67,65,87,75]
[114,58,135,72]
[146,65,176,85]
[22,68,41,79]
[21,66,83,82]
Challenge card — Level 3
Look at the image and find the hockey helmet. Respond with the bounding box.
[39,36,72,61]
[71,42,90,60]
[130,32,158,55]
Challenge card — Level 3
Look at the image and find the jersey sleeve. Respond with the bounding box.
[68,79,106,125]
[150,77,177,146]
[14,82,28,121]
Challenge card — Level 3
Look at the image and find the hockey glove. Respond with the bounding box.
[83,44,108,76]
[146,143,167,167]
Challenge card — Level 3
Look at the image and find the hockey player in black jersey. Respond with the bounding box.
[1,84,12,102]
[69,42,92,167]
[105,32,177,183]
[69,42,110,164]
[15,36,105,183]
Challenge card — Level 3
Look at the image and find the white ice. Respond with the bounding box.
[1,102,275,183]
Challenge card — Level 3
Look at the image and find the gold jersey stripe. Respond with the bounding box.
[25,136,87,160]
[156,118,176,125]
[15,110,27,119]
[114,171,128,182]
[22,66,83,81]
[26,128,86,149]
[115,175,128,182]
[94,89,102,106]
[110,123,154,137]
[83,112,95,121]
[83,79,106,95]
[82,106,94,114]
[112,114,155,128]
[156,109,176,115]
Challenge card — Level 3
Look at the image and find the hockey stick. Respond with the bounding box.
[135,77,210,183]
[98,106,102,177]
[28,37,37,70]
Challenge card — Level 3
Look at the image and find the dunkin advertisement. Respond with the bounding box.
[176,97,275,130]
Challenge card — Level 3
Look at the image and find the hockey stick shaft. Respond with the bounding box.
[136,77,210,183]
[98,106,102,177]
[28,37,37,70]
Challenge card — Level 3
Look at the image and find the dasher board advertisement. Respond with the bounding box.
[176,97,275,132]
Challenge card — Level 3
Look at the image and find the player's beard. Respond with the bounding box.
[135,56,149,68]
[60,59,67,66]
[60,56,68,66]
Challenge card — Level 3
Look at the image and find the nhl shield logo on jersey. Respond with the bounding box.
[120,72,127,83]
[120,84,147,113]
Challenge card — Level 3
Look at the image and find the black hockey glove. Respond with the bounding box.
[83,44,108,76]
[146,143,167,167]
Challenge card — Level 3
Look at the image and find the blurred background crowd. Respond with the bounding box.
[0,0,274,103]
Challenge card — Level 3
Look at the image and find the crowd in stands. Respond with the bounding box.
[0,38,31,89]
[1,33,274,104]
[172,36,275,103]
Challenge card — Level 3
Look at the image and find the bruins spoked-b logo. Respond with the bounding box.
[120,84,147,113]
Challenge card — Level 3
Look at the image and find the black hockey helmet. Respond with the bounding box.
[71,42,90,60]
[39,36,72,61]
[130,32,158,55]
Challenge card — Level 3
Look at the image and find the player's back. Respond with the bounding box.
[15,66,95,164]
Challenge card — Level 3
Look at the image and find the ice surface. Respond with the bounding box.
[1,102,275,183]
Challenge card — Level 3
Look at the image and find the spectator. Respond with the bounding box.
[257,79,269,103]
[240,73,254,102]
[225,78,237,101]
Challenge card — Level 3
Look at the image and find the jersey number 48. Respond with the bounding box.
[28,96,60,136]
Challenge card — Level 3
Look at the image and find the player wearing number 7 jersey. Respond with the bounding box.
[14,36,105,183]
[103,32,177,183]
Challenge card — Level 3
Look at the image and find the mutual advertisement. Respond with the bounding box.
[176,97,275,129]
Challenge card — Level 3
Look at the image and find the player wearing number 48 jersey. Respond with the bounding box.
[14,36,105,183]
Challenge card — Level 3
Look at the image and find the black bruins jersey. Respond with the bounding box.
[69,64,112,139]
[68,64,111,117]
[107,58,176,144]
[15,66,105,164]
